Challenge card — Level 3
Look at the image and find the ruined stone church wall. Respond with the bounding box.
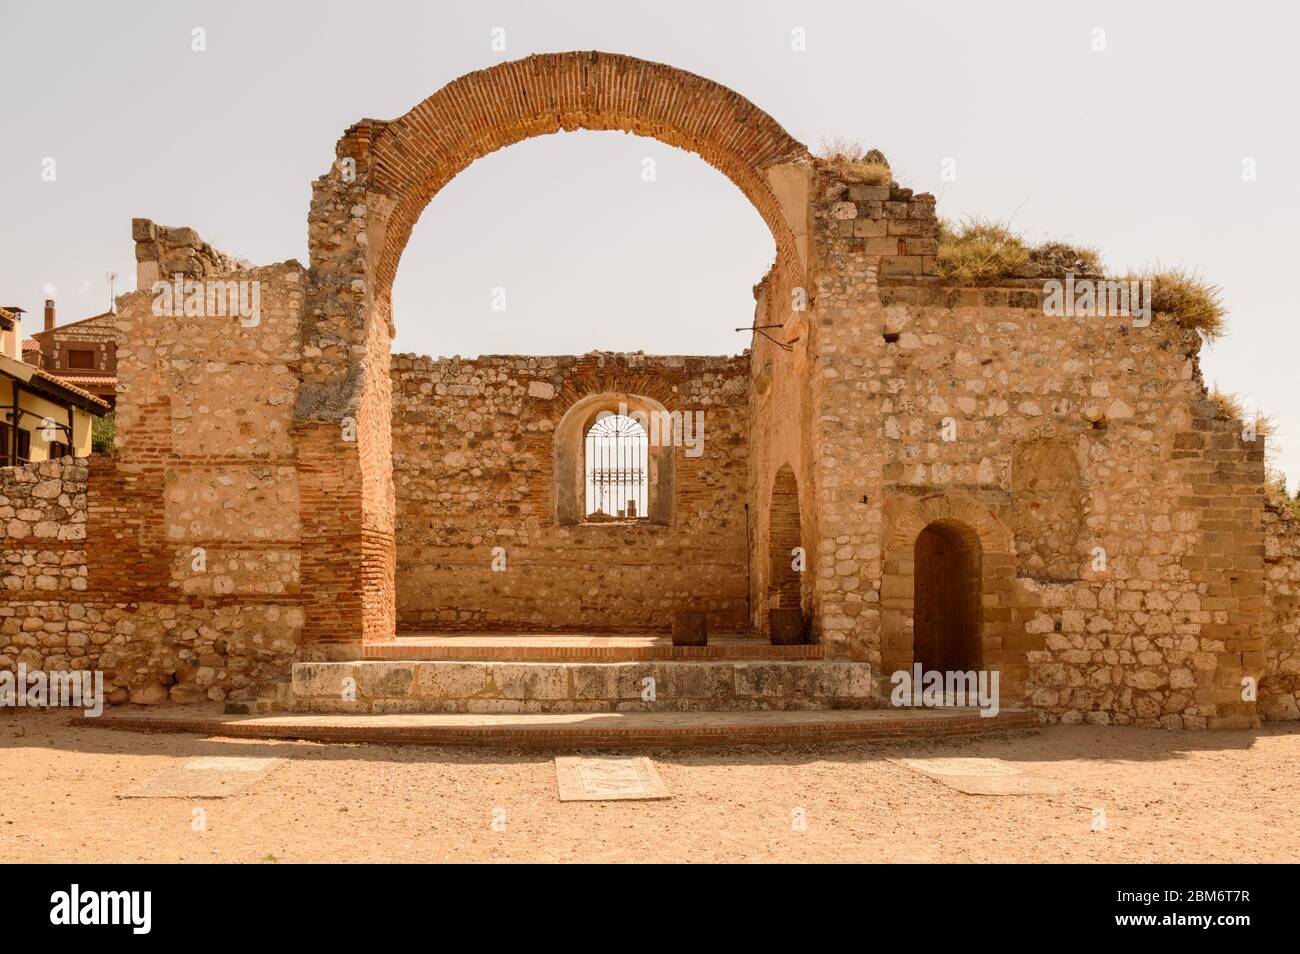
[805,169,1269,727]
[0,228,308,704]
[1262,501,1300,720]
[390,351,750,633]
[747,267,816,636]
[873,292,1263,728]
[805,179,940,666]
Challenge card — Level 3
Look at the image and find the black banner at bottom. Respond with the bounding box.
[0,863,1278,939]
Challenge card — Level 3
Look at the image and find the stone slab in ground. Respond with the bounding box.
[889,756,1070,796]
[554,756,670,801]
[119,756,283,799]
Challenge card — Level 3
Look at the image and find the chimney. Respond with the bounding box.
[44,298,55,332]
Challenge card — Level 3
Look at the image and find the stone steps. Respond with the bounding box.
[366,633,823,662]
[76,705,1041,749]
[290,659,875,714]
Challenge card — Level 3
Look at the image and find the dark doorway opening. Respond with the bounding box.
[913,519,982,671]
[768,465,802,612]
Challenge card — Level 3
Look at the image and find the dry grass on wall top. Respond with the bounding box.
[935,217,1102,283]
[815,137,893,184]
[1207,387,1266,433]
[934,219,1228,341]
[935,218,1029,282]
[1266,470,1300,517]
[1128,267,1227,341]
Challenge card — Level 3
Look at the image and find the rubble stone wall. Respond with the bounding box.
[132,217,248,290]
[1,457,88,595]
[0,242,308,705]
[390,351,750,633]
[802,163,1271,727]
[1262,501,1300,720]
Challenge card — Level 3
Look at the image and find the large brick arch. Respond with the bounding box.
[362,51,811,302]
[295,52,811,655]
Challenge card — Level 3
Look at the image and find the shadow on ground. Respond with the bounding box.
[0,708,1289,773]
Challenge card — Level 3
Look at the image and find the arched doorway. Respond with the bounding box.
[295,52,812,651]
[767,464,802,613]
[912,520,982,672]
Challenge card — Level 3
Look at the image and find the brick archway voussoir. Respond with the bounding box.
[888,492,1014,556]
[352,52,812,302]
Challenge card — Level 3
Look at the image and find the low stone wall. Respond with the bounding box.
[1,458,93,680]
[1,457,88,593]
[1,456,301,705]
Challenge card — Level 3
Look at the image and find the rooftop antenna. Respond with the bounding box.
[106,272,117,313]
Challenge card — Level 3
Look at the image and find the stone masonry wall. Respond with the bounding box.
[1,458,91,688]
[0,225,308,706]
[747,267,817,638]
[805,177,939,663]
[1,458,88,594]
[391,351,750,633]
[1262,500,1300,720]
[805,166,1269,728]
[133,217,248,290]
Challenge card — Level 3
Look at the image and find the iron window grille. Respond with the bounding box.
[584,413,649,520]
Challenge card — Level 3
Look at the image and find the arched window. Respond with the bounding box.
[585,413,649,520]
[554,393,674,527]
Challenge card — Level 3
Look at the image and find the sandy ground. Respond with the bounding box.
[0,710,1296,863]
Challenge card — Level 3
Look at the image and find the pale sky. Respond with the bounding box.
[2,0,1296,486]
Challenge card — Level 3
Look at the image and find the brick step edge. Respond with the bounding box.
[362,645,826,661]
[69,710,1041,750]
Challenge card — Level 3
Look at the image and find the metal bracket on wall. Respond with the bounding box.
[735,323,797,352]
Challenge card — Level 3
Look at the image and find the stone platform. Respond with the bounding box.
[74,705,1040,749]
[366,633,823,661]
[291,658,874,714]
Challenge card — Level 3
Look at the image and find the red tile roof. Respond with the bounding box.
[54,374,116,388]
[0,354,111,412]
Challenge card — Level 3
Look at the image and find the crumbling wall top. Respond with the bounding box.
[132,218,250,290]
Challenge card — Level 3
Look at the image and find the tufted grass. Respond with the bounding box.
[816,137,893,185]
[1209,387,1274,438]
[935,218,1031,283]
[1127,267,1227,341]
